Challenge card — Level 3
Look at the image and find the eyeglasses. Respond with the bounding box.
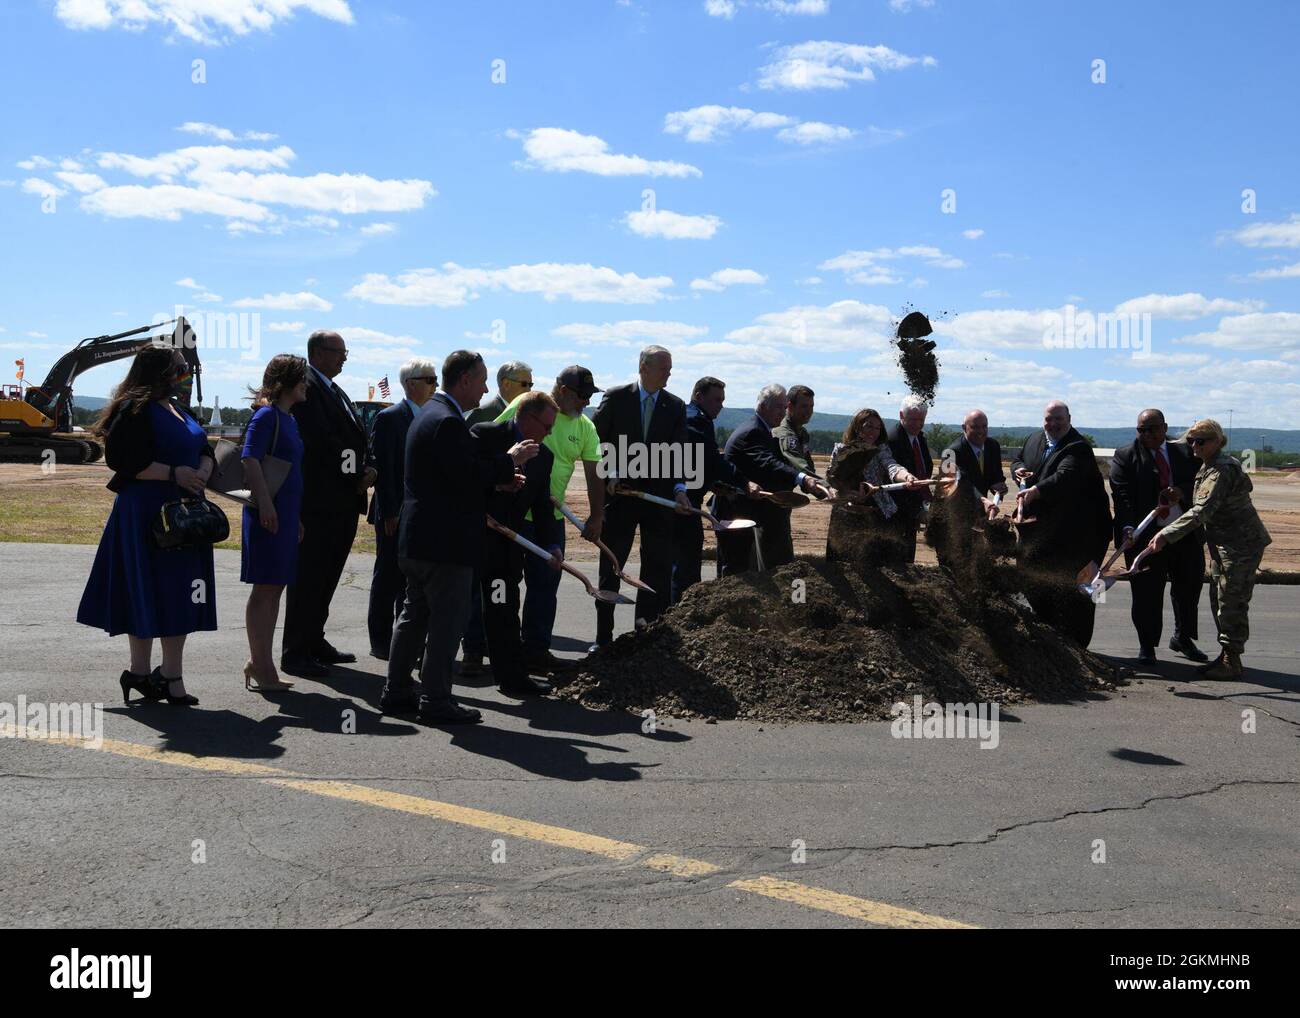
[1188,437,1212,447]
[509,377,533,387]
[1136,425,1162,433]
[412,376,437,385]
[320,346,348,357]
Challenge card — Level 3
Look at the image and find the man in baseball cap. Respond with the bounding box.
[492,365,604,673]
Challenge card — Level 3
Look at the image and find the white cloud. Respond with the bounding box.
[982,289,1009,298]
[348,262,675,307]
[962,228,984,240]
[179,121,236,142]
[82,184,272,222]
[775,121,855,144]
[663,105,794,143]
[624,207,722,240]
[1173,312,1300,351]
[819,245,965,284]
[889,0,935,11]
[1248,262,1300,280]
[176,277,203,289]
[360,222,397,235]
[757,40,936,91]
[726,299,897,352]
[19,139,435,227]
[551,320,708,347]
[53,0,355,46]
[690,268,767,291]
[798,276,823,286]
[196,291,223,303]
[265,321,307,333]
[27,331,49,338]
[705,0,828,16]
[934,307,1071,349]
[55,170,108,193]
[232,292,333,312]
[22,178,66,200]
[1231,213,1300,249]
[335,326,421,367]
[515,128,700,178]
[16,156,54,170]
[1113,293,1266,320]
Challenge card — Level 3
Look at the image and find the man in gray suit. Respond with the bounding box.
[466,360,533,427]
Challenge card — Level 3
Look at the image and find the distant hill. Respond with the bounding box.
[711,408,1300,453]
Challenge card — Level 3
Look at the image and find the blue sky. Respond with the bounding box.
[3,0,1299,427]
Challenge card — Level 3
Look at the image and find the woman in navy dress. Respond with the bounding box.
[77,345,216,706]
[241,354,307,692]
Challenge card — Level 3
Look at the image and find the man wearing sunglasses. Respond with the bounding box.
[1109,409,1207,666]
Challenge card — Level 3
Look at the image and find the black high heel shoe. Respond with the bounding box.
[119,669,163,704]
[150,667,199,706]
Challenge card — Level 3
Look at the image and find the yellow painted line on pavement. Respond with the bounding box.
[6,726,976,928]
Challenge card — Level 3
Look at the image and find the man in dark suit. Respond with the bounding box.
[716,384,830,574]
[672,377,759,602]
[471,392,564,696]
[945,408,1007,512]
[379,351,537,724]
[885,395,934,564]
[281,330,374,678]
[591,345,695,648]
[1012,400,1113,647]
[365,358,438,660]
[1109,408,1208,665]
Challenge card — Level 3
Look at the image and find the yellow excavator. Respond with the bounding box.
[0,318,203,464]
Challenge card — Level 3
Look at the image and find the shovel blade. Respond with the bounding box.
[713,518,756,531]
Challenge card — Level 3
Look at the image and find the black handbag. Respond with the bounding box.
[153,496,230,550]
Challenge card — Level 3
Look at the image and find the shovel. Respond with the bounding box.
[486,515,634,605]
[1076,506,1163,597]
[714,482,810,509]
[552,497,656,594]
[610,481,756,532]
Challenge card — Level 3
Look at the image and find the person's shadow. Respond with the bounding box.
[445,720,653,781]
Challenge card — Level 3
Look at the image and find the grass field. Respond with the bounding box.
[3,460,1299,570]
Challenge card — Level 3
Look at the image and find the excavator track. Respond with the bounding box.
[0,434,103,465]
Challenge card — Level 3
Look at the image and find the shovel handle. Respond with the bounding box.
[613,483,712,520]
[486,515,552,562]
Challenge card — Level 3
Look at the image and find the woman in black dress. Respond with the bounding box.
[76,345,217,705]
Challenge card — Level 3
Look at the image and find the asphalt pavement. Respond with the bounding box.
[1,542,1296,928]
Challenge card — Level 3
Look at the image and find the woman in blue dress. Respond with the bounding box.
[77,345,217,706]
[240,354,307,693]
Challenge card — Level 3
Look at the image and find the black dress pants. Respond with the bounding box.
[283,508,358,662]
[1126,535,1204,648]
[596,496,672,644]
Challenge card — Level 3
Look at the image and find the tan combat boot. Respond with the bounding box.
[1202,650,1244,680]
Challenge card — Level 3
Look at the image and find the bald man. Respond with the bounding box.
[1011,400,1112,646]
[945,409,1007,514]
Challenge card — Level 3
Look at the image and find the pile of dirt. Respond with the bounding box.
[556,558,1119,723]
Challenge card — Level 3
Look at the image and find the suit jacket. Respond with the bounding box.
[470,420,562,551]
[1109,438,1202,549]
[1011,428,1112,564]
[366,400,416,526]
[685,400,745,508]
[716,413,801,528]
[886,423,933,518]
[945,435,1005,498]
[292,369,368,517]
[465,392,507,427]
[592,382,688,500]
[398,392,515,566]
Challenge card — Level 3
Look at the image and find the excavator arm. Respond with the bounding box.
[24,318,202,431]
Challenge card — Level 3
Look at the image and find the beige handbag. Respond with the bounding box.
[208,409,291,506]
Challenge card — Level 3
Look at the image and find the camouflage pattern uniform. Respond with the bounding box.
[773,414,818,478]
[1159,453,1271,655]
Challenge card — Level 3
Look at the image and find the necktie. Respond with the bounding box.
[976,447,984,473]
[1155,447,1172,518]
[331,381,358,423]
[641,393,654,440]
[912,437,924,476]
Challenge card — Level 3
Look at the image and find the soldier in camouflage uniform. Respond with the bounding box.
[1149,419,1271,679]
[773,384,824,487]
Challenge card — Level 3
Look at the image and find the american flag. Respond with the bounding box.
[377,375,390,399]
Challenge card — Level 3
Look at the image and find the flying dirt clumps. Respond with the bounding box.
[894,309,942,402]
[556,559,1117,723]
